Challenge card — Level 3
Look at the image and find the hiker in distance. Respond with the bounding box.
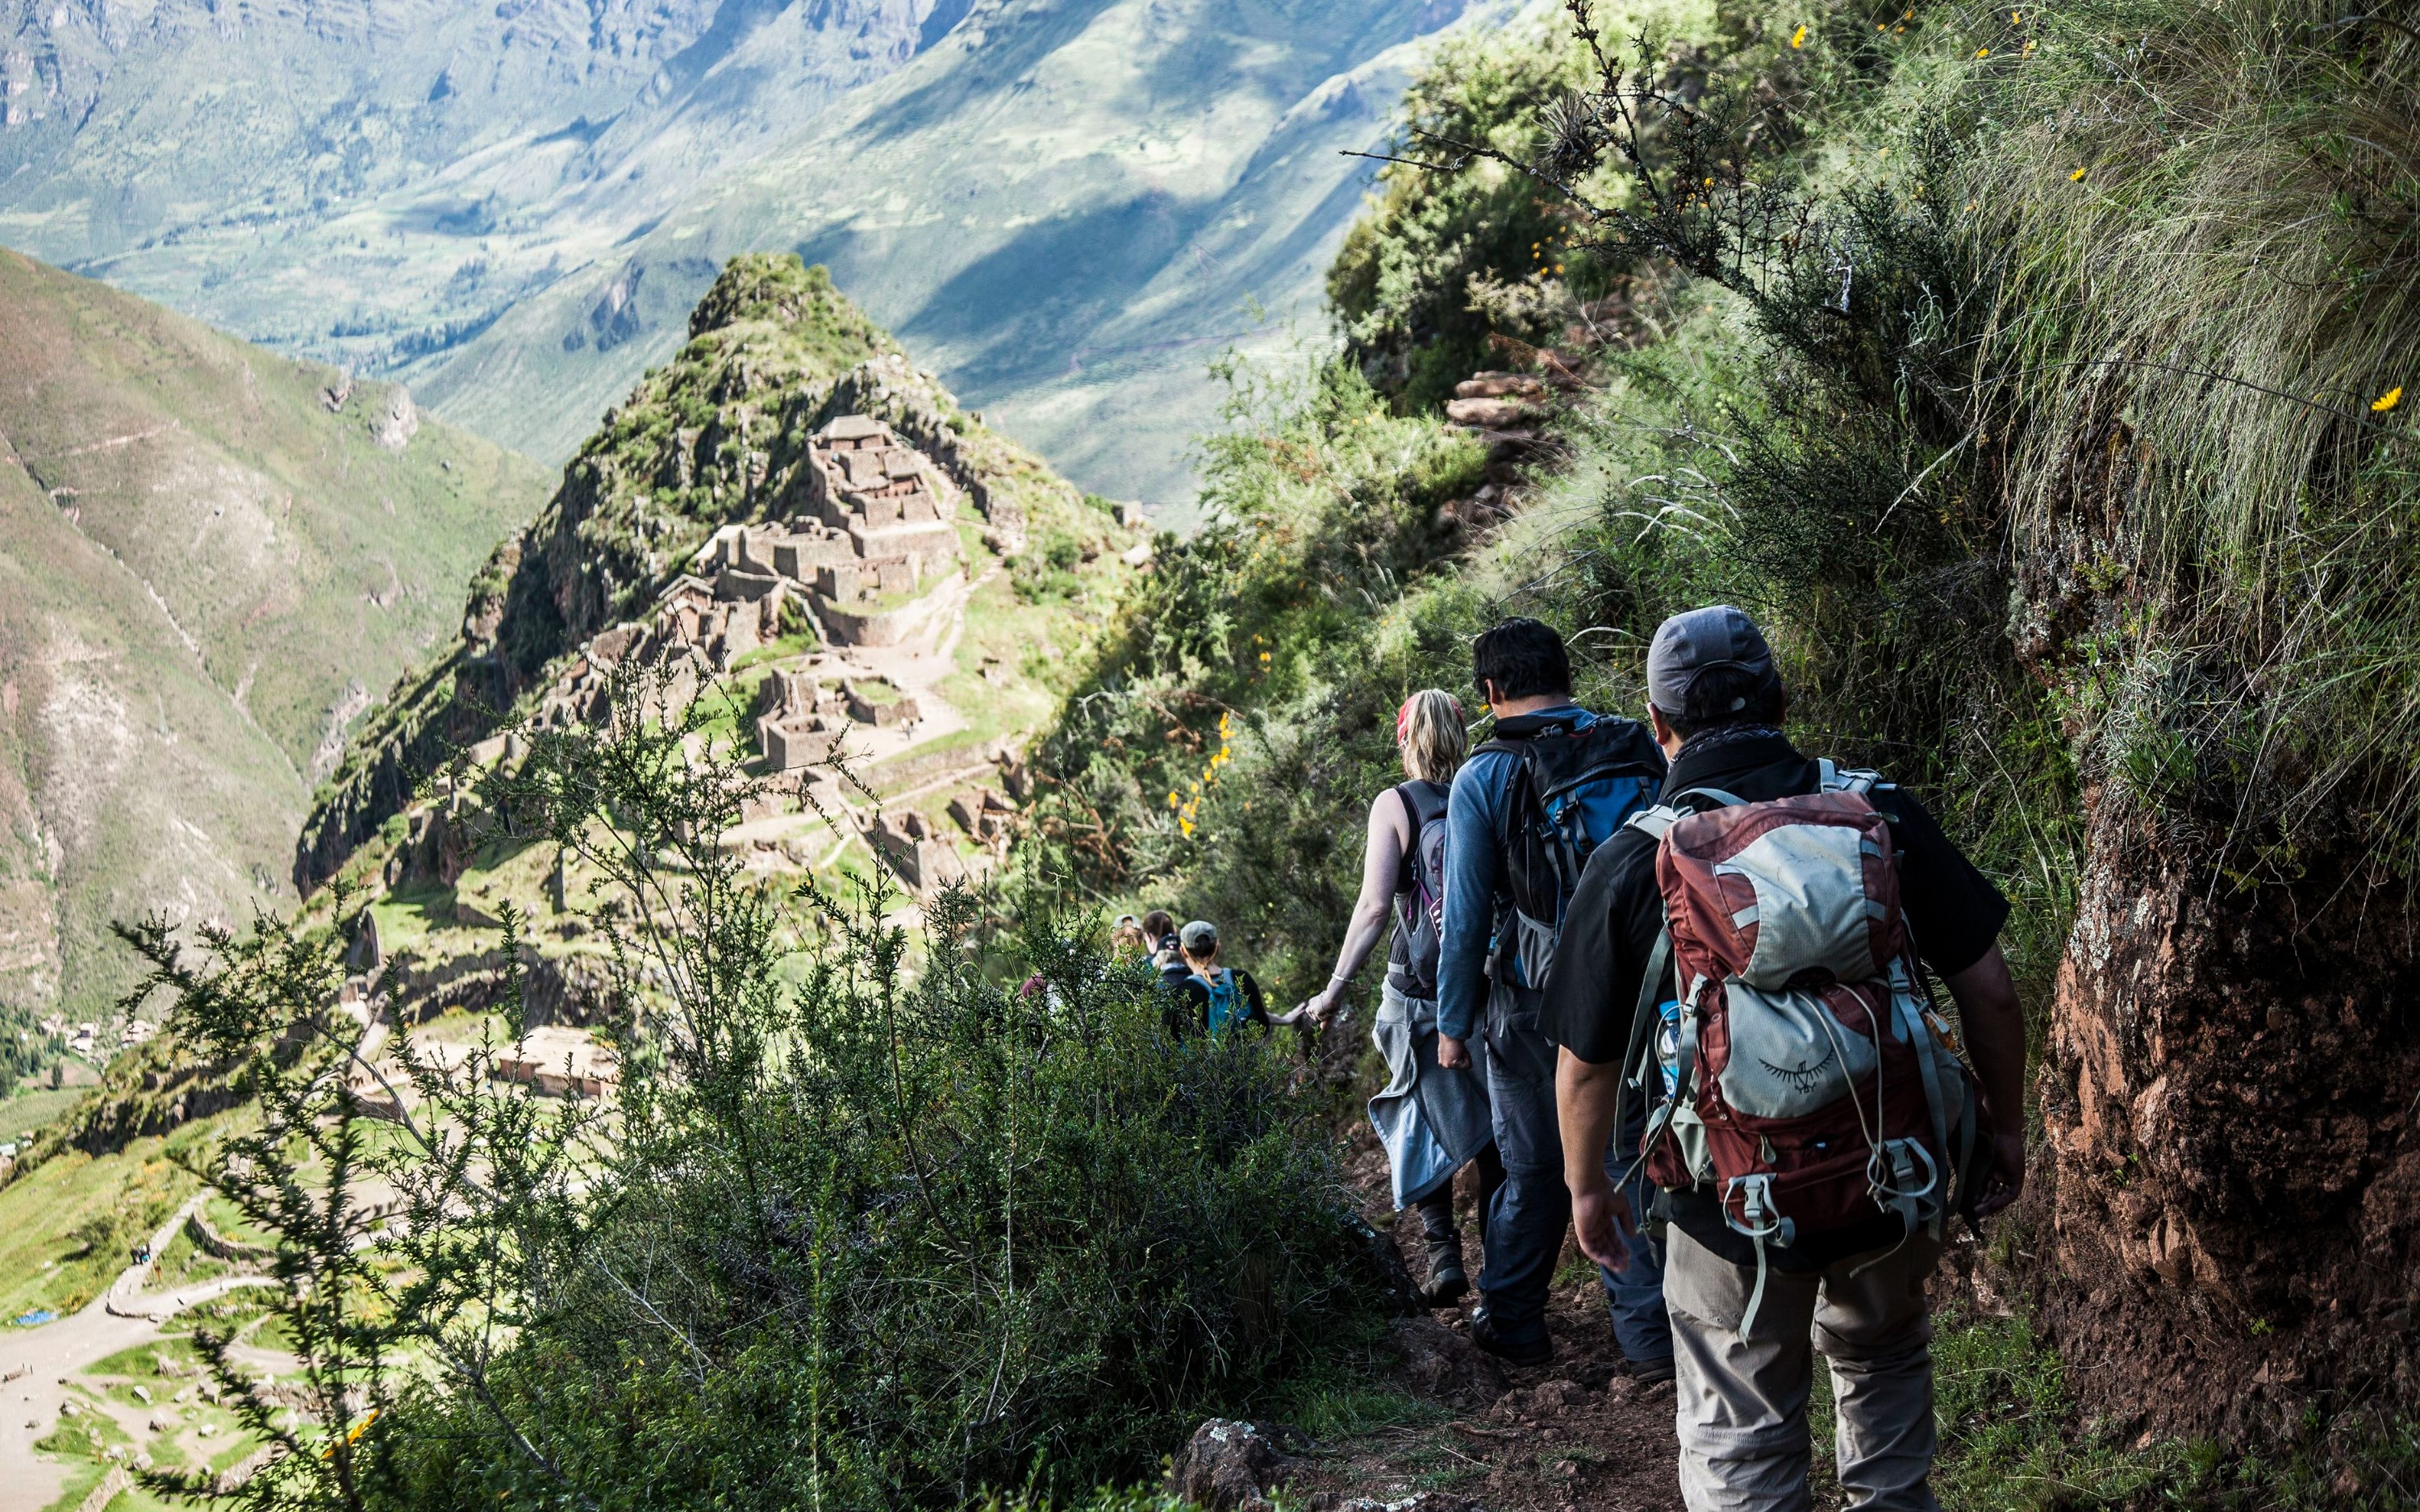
[1296,689,1504,1307]
[1141,908,1191,991]
[1543,605,2029,1512]
[1435,618,1675,1373]
[1169,919,1310,1039]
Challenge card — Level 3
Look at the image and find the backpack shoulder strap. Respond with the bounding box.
[1609,924,1671,1158]
[1624,804,1684,841]
[1817,759,1890,796]
[1673,787,1749,809]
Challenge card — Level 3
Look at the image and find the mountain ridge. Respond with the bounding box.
[295,251,1108,891]
[2,0,1510,506]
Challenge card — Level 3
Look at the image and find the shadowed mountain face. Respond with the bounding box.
[0,0,1496,506]
[0,249,550,1020]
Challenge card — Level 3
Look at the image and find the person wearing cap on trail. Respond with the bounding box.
[1434,618,1671,1371]
[1542,604,2029,1512]
[1297,689,1503,1307]
[1168,920,1308,1039]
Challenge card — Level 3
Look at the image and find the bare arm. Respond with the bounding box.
[1558,1047,1633,1271]
[1943,944,2028,1216]
[1301,790,1409,1021]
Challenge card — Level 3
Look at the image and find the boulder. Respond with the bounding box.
[1166,1419,1302,1511]
[1387,1316,1508,1408]
[1454,371,1546,400]
[1443,395,1541,428]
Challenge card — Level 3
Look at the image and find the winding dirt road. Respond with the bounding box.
[1,1195,274,1512]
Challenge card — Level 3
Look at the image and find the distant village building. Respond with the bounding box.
[492,1026,619,1100]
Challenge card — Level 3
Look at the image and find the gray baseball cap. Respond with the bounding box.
[1646,605,1778,716]
[1179,919,1220,953]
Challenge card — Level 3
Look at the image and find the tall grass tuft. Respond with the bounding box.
[1961,0,2420,858]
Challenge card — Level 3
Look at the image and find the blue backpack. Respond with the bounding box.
[1477,712,1664,993]
[1191,966,1250,1039]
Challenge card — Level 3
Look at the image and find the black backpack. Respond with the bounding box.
[1392,780,1451,998]
[1478,713,1665,994]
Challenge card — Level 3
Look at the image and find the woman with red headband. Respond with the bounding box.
[1300,689,1501,1306]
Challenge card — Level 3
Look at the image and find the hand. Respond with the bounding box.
[1571,1169,1634,1273]
[1436,1034,1470,1069]
[1300,985,1342,1023]
[1972,1127,2026,1218]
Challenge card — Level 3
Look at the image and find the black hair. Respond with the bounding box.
[1666,663,1788,739]
[1471,618,1572,702]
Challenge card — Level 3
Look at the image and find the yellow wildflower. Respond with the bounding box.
[1791,23,1808,46]
[2375,386,2404,413]
[1976,45,1989,56]
[2069,166,2087,181]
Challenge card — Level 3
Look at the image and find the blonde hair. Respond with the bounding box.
[1397,689,1469,784]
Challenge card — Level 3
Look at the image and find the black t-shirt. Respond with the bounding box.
[1539,730,2010,1269]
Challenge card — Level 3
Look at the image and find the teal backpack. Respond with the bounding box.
[1191,967,1250,1039]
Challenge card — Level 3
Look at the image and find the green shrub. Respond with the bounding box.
[131,666,1387,1512]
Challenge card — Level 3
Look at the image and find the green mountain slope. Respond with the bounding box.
[296,251,1121,891]
[0,249,551,1019]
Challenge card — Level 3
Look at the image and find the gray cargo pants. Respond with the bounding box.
[1664,1226,1944,1512]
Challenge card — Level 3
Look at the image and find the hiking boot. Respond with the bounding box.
[1419,1234,1468,1307]
[1417,1265,1468,1308]
[1620,1354,1677,1386]
[1468,1313,1554,1368]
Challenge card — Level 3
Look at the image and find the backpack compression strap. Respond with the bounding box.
[1613,788,1746,1177]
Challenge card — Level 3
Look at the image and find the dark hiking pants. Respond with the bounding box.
[1480,1012,1672,1364]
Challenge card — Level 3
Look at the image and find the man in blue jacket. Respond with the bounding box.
[1437,617,1671,1372]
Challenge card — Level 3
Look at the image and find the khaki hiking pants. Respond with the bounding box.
[1665,1225,1945,1512]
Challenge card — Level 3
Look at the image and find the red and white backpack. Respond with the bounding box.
[1622,762,1986,1335]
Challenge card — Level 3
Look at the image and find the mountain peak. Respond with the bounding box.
[686,254,861,340]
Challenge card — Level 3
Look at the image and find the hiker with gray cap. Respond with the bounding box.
[1166,920,1311,1040]
[1540,604,2030,1512]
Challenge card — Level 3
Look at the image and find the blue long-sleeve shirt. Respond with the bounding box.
[1436,704,1595,1040]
